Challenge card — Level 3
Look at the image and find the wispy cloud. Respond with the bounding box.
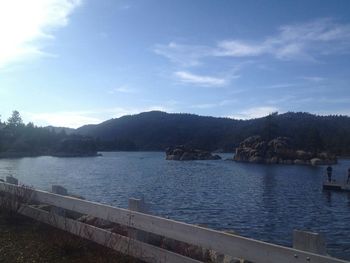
[263,83,297,89]
[215,41,266,57]
[301,76,326,82]
[266,95,296,104]
[190,103,218,109]
[297,96,350,104]
[0,0,81,68]
[155,18,350,65]
[120,4,131,10]
[153,42,213,67]
[190,99,237,109]
[216,18,350,60]
[108,85,136,94]
[174,71,229,87]
[228,106,279,120]
[26,111,102,129]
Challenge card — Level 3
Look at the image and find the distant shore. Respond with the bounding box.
[1,151,349,161]
[0,151,101,159]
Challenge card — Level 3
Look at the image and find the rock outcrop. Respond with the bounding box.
[234,136,337,165]
[166,146,221,161]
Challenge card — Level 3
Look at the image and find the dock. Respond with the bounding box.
[323,181,350,192]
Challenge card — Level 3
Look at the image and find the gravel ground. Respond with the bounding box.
[0,209,138,263]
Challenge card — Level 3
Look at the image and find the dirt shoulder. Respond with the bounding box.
[0,209,138,263]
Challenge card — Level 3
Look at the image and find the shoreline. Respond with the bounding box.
[1,151,349,161]
[0,152,101,159]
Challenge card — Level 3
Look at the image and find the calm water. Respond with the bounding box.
[1,152,350,260]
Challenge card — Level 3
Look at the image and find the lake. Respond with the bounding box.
[1,152,350,260]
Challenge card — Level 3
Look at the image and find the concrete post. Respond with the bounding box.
[52,185,68,195]
[6,176,18,185]
[293,230,327,255]
[51,185,68,216]
[129,198,148,213]
[128,198,149,242]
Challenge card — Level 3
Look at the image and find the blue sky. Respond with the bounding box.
[0,0,350,128]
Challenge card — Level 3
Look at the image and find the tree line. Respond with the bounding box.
[0,111,97,157]
[1,110,350,157]
[76,111,350,155]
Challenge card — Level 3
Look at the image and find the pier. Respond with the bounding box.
[323,181,350,192]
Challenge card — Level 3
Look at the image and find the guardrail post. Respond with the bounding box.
[52,185,68,195]
[51,185,68,216]
[6,176,18,185]
[128,198,149,242]
[293,230,327,255]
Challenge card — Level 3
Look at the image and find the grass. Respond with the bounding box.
[0,209,140,263]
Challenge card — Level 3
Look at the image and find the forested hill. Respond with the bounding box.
[75,111,350,154]
[0,111,98,158]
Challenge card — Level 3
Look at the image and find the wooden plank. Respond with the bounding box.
[0,182,348,263]
[6,201,201,263]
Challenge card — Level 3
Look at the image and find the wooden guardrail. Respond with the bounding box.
[0,178,349,263]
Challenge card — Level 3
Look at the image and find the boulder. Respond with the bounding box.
[166,154,180,161]
[166,146,221,161]
[296,150,312,160]
[266,156,279,164]
[180,152,195,161]
[234,136,337,166]
[249,156,264,163]
[294,159,308,165]
[310,158,322,166]
[280,159,294,165]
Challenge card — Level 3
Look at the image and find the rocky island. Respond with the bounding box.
[234,136,337,165]
[166,146,221,161]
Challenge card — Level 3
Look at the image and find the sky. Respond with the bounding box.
[0,0,350,128]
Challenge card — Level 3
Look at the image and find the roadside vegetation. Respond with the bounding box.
[0,208,138,263]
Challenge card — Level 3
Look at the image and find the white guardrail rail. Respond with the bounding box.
[0,178,349,263]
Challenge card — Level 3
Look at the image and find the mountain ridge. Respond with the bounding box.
[73,111,350,154]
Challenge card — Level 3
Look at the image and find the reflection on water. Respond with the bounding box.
[0,152,350,260]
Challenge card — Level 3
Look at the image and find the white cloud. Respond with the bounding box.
[108,85,136,94]
[153,42,213,67]
[26,111,101,128]
[301,76,325,82]
[155,19,350,64]
[190,99,237,109]
[190,103,218,109]
[120,4,131,10]
[174,71,228,87]
[297,97,350,104]
[266,95,296,104]
[229,106,279,120]
[215,40,266,57]
[0,0,81,68]
[264,83,297,89]
[216,18,350,60]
